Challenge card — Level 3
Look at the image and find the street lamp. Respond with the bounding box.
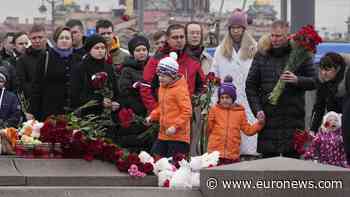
[39,0,60,30]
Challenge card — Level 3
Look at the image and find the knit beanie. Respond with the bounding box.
[84,34,107,52]
[128,35,150,56]
[53,26,71,43]
[218,75,237,102]
[227,8,248,28]
[157,52,179,78]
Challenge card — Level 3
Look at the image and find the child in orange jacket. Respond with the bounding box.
[207,75,265,165]
[145,53,192,158]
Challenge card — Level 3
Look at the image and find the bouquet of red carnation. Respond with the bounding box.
[117,108,135,128]
[269,25,322,105]
[90,72,113,99]
[40,115,73,144]
[293,129,314,155]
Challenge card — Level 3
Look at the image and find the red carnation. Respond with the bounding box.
[116,159,130,172]
[121,15,130,21]
[127,153,141,166]
[102,144,117,162]
[163,179,170,188]
[206,72,215,82]
[91,72,108,89]
[114,148,124,160]
[173,153,187,169]
[118,108,135,128]
[84,154,94,161]
[140,163,154,175]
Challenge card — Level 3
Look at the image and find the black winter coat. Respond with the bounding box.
[246,44,317,155]
[16,47,45,100]
[310,64,349,132]
[70,55,117,116]
[113,57,154,151]
[30,47,81,121]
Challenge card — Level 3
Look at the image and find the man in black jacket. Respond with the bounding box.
[246,20,317,158]
[16,24,47,119]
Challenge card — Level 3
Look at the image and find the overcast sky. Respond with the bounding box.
[0,0,349,33]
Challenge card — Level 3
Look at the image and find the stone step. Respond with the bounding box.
[0,158,157,186]
[0,186,202,197]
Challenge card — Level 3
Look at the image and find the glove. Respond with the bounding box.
[165,126,176,135]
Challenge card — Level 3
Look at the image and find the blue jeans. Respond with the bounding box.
[151,140,189,158]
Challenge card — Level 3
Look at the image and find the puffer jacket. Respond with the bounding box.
[246,35,317,154]
[0,88,21,127]
[207,104,263,160]
[149,76,192,144]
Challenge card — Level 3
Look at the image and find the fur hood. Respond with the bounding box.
[219,31,257,61]
[257,34,273,55]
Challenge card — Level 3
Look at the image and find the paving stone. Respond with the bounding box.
[0,186,202,197]
[14,159,157,186]
[0,158,25,186]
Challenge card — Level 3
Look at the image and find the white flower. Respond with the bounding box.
[32,122,43,138]
[201,151,220,168]
[190,156,203,172]
[138,151,154,164]
[170,160,192,189]
[153,158,174,176]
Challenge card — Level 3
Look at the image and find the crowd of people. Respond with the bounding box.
[1,8,350,167]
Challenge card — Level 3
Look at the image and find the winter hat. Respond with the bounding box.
[53,26,71,43]
[227,8,248,29]
[84,34,107,52]
[321,111,342,131]
[218,75,237,102]
[128,35,150,56]
[157,52,179,78]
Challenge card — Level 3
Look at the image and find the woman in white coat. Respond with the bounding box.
[211,9,259,157]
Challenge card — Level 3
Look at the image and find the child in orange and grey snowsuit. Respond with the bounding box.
[145,52,192,158]
[207,75,265,165]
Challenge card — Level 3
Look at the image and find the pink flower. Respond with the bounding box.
[128,164,146,178]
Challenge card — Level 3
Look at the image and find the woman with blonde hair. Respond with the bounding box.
[210,8,258,158]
